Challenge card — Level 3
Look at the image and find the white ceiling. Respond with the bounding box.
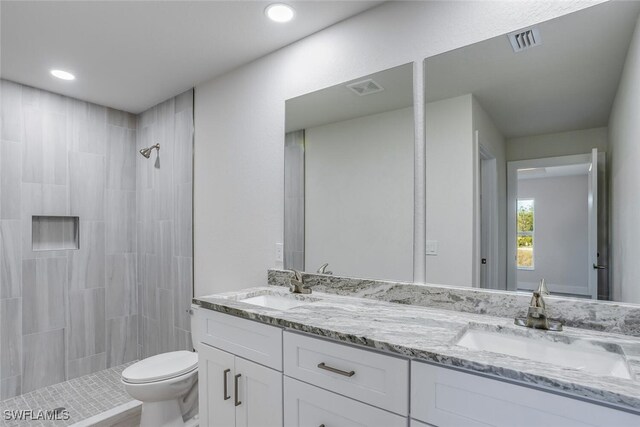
[425,1,640,139]
[0,1,383,113]
[285,62,413,132]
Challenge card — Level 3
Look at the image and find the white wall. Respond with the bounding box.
[517,175,589,296]
[194,1,602,295]
[507,127,608,161]
[472,97,507,289]
[425,95,473,286]
[305,107,414,282]
[609,13,640,304]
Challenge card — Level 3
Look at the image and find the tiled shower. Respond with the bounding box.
[0,79,193,400]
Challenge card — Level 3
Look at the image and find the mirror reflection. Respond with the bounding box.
[424,1,640,303]
[284,63,414,282]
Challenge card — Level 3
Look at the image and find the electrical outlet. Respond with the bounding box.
[426,240,438,256]
[275,243,284,263]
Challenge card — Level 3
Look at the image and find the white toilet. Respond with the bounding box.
[122,305,201,427]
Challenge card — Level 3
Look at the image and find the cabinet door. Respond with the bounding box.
[412,361,640,427]
[235,357,283,427]
[284,377,407,427]
[199,344,236,427]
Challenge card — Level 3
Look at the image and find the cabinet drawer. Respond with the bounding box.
[198,309,282,370]
[411,361,640,427]
[284,376,407,427]
[283,331,409,415]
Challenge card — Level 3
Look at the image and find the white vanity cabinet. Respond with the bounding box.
[197,310,283,427]
[411,361,640,427]
[196,307,639,427]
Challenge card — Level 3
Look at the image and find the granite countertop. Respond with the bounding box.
[193,286,640,413]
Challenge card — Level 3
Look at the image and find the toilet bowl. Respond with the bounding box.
[122,305,202,427]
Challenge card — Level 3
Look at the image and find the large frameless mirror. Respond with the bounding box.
[284,63,414,282]
[424,1,640,303]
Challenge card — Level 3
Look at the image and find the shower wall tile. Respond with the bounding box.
[22,108,43,184]
[106,190,135,253]
[1,80,23,142]
[0,375,21,400]
[68,221,106,290]
[1,298,22,379]
[107,108,137,130]
[67,288,106,360]
[106,125,136,190]
[88,103,108,155]
[143,254,158,290]
[22,329,65,392]
[158,288,175,353]
[175,327,192,352]
[157,221,173,289]
[174,183,192,257]
[70,151,105,221]
[1,221,22,299]
[173,256,193,331]
[106,315,138,367]
[1,140,22,219]
[42,112,68,185]
[67,353,106,380]
[141,284,157,320]
[22,258,66,335]
[106,253,137,318]
[141,317,159,359]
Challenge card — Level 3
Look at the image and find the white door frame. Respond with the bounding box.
[506,153,592,292]
[473,133,499,288]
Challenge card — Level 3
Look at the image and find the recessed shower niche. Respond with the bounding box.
[31,215,80,251]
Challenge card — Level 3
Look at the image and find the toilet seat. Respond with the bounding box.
[122,351,198,384]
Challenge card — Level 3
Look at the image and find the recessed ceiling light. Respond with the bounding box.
[265,3,295,23]
[50,69,75,81]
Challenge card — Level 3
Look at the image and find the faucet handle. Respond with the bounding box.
[291,269,303,283]
[536,279,549,296]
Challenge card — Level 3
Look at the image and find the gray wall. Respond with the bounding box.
[136,90,193,359]
[0,79,138,398]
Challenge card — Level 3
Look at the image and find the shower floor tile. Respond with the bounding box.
[0,362,137,426]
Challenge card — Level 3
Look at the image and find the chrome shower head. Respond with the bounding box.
[139,143,160,158]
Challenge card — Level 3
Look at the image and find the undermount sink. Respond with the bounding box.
[239,293,317,310]
[456,328,632,380]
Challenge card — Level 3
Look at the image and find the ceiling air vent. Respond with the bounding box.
[508,27,542,52]
[346,79,384,96]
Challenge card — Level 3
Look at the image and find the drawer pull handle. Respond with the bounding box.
[319,425,325,427]
[317,362,355,377]
[223,369,231,400]
[234,373,242,406]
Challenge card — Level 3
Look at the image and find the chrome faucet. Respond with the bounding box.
[289,270,312,294]
[316,263,333,275]
[515,279,563,331]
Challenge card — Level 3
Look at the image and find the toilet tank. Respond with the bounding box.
[190,304,202,352]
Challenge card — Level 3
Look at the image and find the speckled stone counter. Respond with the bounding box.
[268,269,640,337]
[194,286,640,414]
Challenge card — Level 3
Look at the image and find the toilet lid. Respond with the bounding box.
[122,351,198,384]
